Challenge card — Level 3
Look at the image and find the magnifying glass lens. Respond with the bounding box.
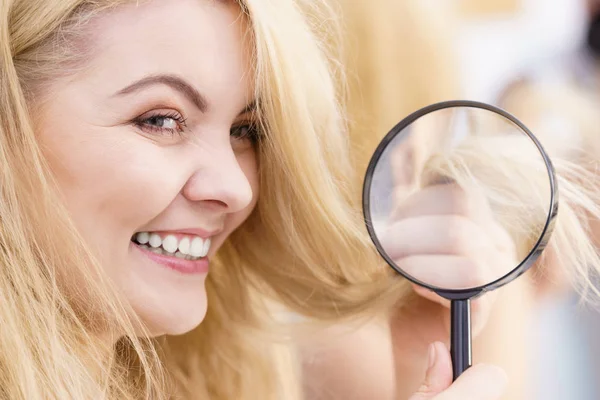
[367,105,554,291]
[363,102,557,380]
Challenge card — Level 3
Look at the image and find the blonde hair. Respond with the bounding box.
[6,0,599,398]
[457,0,521,17]
[498,78,600,297]
[336,0,600,304]
[1,0,390,399]
[334,0,462,173]
[418,118,600,299]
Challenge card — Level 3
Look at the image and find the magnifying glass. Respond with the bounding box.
[362,100,558,380]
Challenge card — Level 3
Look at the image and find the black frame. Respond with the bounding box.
[362,100,558,301]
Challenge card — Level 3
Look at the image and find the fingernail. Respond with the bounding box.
[428,343,436,368]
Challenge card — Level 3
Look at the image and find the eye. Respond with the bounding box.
[230,123,262,145]
[133,110,188,137]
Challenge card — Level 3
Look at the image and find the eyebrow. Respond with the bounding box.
[115,74,256,117]
[115,74,208,112]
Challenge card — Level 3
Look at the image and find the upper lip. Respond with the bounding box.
[138,227,222,239]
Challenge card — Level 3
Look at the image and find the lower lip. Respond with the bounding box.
[132,242,209,275]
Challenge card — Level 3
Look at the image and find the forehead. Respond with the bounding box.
[80,0,254,109]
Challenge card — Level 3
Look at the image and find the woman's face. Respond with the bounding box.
[37,0,258,336]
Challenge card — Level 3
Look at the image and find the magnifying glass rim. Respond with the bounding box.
[362,100,558,300]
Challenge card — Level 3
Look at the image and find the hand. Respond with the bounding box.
[409,342,507,400]
[382,183,518,398]
[383,184,517,341]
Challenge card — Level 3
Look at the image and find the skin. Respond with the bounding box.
[302,118,523,399]
[301,181,522,399]
[409,342,507,400]
[30,0,510,397]
[36,0,258,337]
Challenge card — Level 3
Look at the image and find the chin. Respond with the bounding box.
[138,297,208,337]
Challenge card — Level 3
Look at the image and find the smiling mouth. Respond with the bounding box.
[131,232,211,261]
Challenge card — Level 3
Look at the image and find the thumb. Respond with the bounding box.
[408,342,453,400]
[435,364,507,400]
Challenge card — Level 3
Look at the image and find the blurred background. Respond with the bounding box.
[436,3,600,399]
[336,0,600,398]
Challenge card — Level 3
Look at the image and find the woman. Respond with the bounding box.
[0,0,508,398]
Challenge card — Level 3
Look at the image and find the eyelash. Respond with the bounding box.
[133,111,262,144]
[230,122,262,144]
[133,111,188,136]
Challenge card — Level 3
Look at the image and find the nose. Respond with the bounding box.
[182,143,254,213]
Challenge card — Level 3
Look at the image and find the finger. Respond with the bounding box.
[380,215,495,261]
[392,184,513,249]
[392,184,491,223]
[435,364,508,400]
[390,135,419,188]
[382,214,514,290]
[393,184,473,220]
[390,121,442,189]
[408,342,453,400]
[395,255,487,290]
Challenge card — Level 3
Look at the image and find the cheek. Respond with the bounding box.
[38,124,185,242]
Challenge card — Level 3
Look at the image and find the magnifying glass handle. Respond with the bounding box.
[450,299,472,380]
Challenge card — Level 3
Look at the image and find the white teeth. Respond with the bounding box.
[148,233,162,248]
[162,235,178,254]
[201,238,211,257]
[148,247,162,254]
[190,237,204,257]
[136,232,149,244]
[134,232,211,259]
[178,237,191,255]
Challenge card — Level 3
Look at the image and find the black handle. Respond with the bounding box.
[450,299,472,380]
